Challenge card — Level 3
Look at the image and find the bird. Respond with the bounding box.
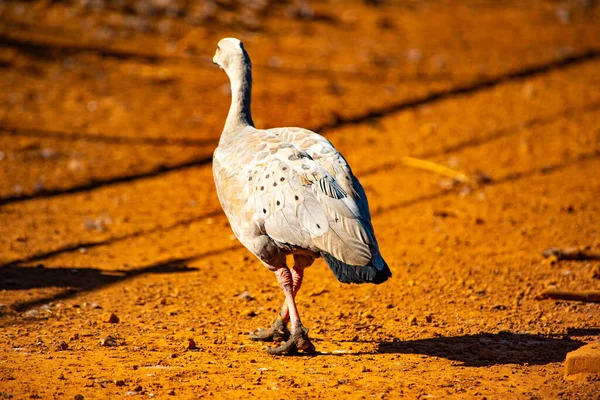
[212,38,391,355]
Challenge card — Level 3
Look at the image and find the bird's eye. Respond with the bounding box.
[217,46,221,51]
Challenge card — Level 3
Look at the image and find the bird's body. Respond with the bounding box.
[212,38,390,354]
[213,125,390,283]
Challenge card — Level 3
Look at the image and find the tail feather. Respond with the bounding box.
[322,253,391,284]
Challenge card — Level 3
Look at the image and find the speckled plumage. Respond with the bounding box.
[212,38,389,354]
[212,38,390,285]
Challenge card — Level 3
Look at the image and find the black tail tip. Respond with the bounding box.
[322,253,391,285]
[371,260,392,284]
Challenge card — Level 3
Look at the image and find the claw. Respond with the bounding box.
[249,317,289,342]
[265,325,315,355]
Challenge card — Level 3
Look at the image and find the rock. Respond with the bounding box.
[591,265,600,280]
[114,380,125,387]
[56,341,69,351]
[100,336,118,347]
[565,343,600,379]
[74,394,84,400]
[237,291,254,301]
[186,338,197,350]
[104,313,120,323]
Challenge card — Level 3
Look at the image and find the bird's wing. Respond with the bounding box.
[246,128,380,267]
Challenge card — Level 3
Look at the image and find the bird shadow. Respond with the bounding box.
[0,257,198,313]
[371,331,589,367]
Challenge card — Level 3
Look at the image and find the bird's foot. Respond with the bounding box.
[249,317,290,342]
[265,325,315,355]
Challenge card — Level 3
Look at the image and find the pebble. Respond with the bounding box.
[186,338,197,350]
[267,56,283,68]
[237,291,254,301]
[24,309,39,318]
[56,341,69,351]
[100,336,118,347]
[104,313,120,323]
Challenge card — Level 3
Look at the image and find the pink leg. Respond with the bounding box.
[250,254,315,354]
[277,261,306,322]
[265,263,315,355]
[274,267,302,330]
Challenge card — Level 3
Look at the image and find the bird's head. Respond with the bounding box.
[213,38,251,73]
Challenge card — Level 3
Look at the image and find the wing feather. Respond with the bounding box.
[247,128,381,267]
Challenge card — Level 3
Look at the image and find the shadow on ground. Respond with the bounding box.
[376,332,588,367]
[0,258,198,312]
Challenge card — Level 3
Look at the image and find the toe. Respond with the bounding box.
[265,338,297,355]
[249,319,290,342]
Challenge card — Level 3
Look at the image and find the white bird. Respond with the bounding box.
[212,38,391,355]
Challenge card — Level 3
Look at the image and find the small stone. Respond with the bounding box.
[565,343,600,379]
[168,390,175,396]
[74,395,84,400]
[237,291,254,301]
[39,304,51,312]
[104,313,120,323]
[90,302,102,309]
[56,341,69,351]
[409,316,418,326]
[267,56,283,68]
[114,380,125,387]
[170,353,177,359]
[186,338,197,350]
[245,310,257,317]
[134,385,143,392]
[425,314,434,323]
[68,158,83,172]
[100,336,118,347]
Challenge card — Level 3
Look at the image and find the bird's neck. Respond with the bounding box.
[223,61,254,136]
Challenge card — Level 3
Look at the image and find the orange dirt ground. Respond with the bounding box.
[1,1,599,398]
